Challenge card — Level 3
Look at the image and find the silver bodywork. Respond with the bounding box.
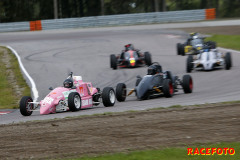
[193,49,225,70]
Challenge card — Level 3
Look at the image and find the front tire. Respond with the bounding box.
[135,78,142,87]
[187,55,193,73]
[68,92,81,111]
[102,87,116,107]
[20,96,33,116]
[177,43,181,55]
[116,83,127,102]
[225,52,232,70]
[110,54,117,70]
[163,79,174,98]
[144,52,152,66]
[180,44,185,56]
[182,75,193,93]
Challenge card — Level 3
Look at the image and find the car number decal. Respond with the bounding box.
[42,97,54,104]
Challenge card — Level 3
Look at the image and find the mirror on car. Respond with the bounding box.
[49,87,53,90]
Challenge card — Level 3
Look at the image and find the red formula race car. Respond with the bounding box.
[110,44,152,69]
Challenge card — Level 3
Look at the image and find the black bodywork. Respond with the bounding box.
[116,62,193,101]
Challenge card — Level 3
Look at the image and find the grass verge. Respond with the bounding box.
[0,46,30,109]
[66,142,240,160]
[205,34,240,51]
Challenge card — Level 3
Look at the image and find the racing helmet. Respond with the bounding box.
[147,64,162,75]
[125,44,134,51]
[63,79,73,88]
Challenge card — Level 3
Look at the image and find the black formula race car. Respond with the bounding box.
[115,62,193,101]
[110,44,152,69]
[177,32,216,56]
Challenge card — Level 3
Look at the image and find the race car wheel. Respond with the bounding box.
[225,52,232,70]
[68,92,81,111]
[144,52,152,66]
[163,79,174,98]
[180,44,185,56]
[116,83,127,102]
[135,78,142,87]
[20,96,33,116]
[177,43,181,55]
[102,87,116,107]
[110,54,117,70]
[182,75,193,93]
[186,55,193,73]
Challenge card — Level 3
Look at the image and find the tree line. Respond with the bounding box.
[0,0,239,23]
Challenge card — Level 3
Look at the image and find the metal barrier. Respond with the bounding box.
[0,22,29,32]
[0,9,208,32]
[41,9,205,30]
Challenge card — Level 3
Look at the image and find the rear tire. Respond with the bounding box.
[68,92,81,111]
[20,96,33,116]
[144,52,152,66]
[225,52,232,70]
[102,87,116,107]
[186,55,193,73]
[163,79,174,98]
[182,75,193,93]
[116,83,127,102]
[110,54,117,70]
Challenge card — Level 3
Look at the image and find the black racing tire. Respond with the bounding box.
[163,79,174,98]
[182,75,193,93]
[225,52,232,70]
[110,54,117,70]
[180,44,185,56]
[116,83,127,102]
[135,78,142,87]
[20,96,33,116]
[144,52,152,66]
[186,55,193,73]
[177,43,181,55]
[68,92,81,111]
[102,87,116,107]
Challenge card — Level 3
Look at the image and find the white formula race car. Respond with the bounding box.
[186,46,232,72]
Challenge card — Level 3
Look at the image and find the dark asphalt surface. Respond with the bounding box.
[0,22,239,124]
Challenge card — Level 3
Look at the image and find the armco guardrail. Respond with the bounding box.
[0,9,215,32]
[0,22,29,32]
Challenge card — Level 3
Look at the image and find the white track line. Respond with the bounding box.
[6,46,39,101]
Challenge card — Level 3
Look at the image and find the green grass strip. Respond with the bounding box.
[66,142,240,160]
[206,34,240,51]
[0,47,30,109]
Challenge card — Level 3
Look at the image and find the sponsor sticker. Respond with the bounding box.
[82,98,93,106]
[42,97,54,105]
[62,90,76,99]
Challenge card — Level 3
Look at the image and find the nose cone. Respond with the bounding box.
[40,103,56,115]
[136,81,149,100]
[203,63,213,70]
[130,58,136,67]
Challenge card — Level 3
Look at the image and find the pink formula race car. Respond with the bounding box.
[19,72,116,116]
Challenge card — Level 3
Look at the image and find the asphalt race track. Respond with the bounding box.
[0,20,240,124]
